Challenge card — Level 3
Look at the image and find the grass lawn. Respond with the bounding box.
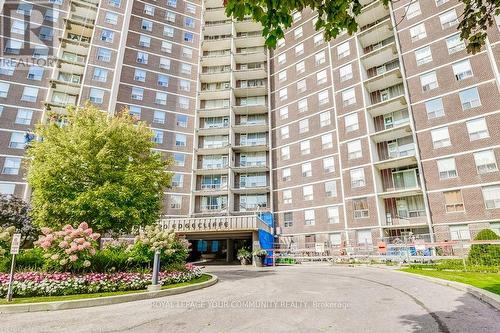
[401,268,500,295]
[0,274,212,305]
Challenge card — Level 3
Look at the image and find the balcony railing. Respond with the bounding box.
[201,163,229,169]
[239,160,266,167]
[205,19,232,26]
[204,34,232,41]
[367,59,399,78]
[383,169,420,192]
[359,15,390,32]
[363,36,395,54]
[370,84,404,105]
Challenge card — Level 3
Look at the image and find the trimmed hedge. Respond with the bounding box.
[468,229,500,266]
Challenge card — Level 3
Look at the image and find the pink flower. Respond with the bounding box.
[59,241,68,248]
[79,222,89,230]
[83,242,91,249]
[89,248,96,256]
[77,245,84,251]
[76,238,85,244]
[91,233,100,240]
[70,244,78,252]
[69,255,78,262]
[41,227,51,235]
[85,228,93,235]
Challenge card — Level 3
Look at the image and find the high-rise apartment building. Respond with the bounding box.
[1,0,499,258]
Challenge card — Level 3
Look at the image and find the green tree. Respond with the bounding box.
[26,104,172,235]
[467,229,500,266]
[224,0,499,53]
[0,195,39,248]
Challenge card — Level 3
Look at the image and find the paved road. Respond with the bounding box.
[1,265,499,332]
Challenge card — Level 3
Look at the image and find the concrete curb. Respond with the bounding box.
[393,269,500,310]
[0,274,217,314]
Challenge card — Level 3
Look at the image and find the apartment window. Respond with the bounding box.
[2,157,21,175]
[157,74,169,87]
[11,20,27,35]
[293,27,304,39]
[350,168,366,188]
[459,87,481,110]
[300,140,310,155]
[283,190,292,204]
[177,114,188,127]
[103,12,118,25]
[277,39,285,48]
[108,0,121,7]
[339,64,353,82]
[318,90,329,105]
[39,27,54,41]
[337,42,350,59]
[153,130,164,144]
[131,87,144,100]
[139,35,151,48]
[303,186,314,201]
[452,60,473,81]
[283,212,293,227]
[292,11,302,22]
[420,71,438,91]
[317,70,327,85]
[160,58,171,70]
[444,190,464,212]
[186,3,196,14]
[474,150,498,174]
[170,195,182,209]
[179,80,190,92]
[436,0,449,5]
[172,174,183,188]
[304,209,315,225]
[347,140,362,160]
[89,88,104,104]
[357,230,372,244]
[175,134,187,146]
[410,23,426,42]
[282,168,291,181]
[27,66,44,80]
[483,185,500,209]
[302,162,312,177]
[21,87,38,102]
[450,225,470,240]
[323,157,335,173]
[353,198,369,218]
[329,233,342,246]
[281,146,290,160]
[17,3,32,15]
[0,183,15,195]
[325,181,337,197]
[92,67,108,82]
[176,96,188,109]
[446,34,465,54]
[406,1,421,20]
[153,110,166,124]
[313,33,324,46]
[425,98,445,119]
[97,48,112,62]
[129,106,141,118]
[279,88,288,101]
[279,107,288,120]
[345,113,359,132]
[298,119,309,133]
[295,43,304,56]
[184,32,194,43]
[9,132,25,149]
[440,10,458,29]
[298,99,308,113]
[101,29,114,42]
[296,61,305,74]
[322,134,333,149]
[320,111,331,127]
[161,41,173,53]
[144,4,154,15]
[279,126,289,141]
[415,46,432,66]
[466,117,489,141]
[182,47,193,59]
[315,51,326,65]
[165,11,176,22]
[278,54,286,65]
[181,63,192,75]
[4,40,22,54]
[33,47,49,59]
[342,88,356,107]
[167,0,177,7]
[155,92,167,105]
[163,26,174,37]
[0,83,9,98]
[431,127,451,148]
[134,69,146,82]
[327,206,340,224]
[437,158,457,179]
[296,79,306,93]
[278,70,287,82]
[44,9,59,22]
[15,109,33,125]
[173,153,185,166]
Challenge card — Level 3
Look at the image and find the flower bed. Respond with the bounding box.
[0,264,202,298]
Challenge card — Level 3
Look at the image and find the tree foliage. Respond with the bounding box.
[26,104,172,235]
[0,195,38,248]
[224,0,499,53]
[467,229,500,266]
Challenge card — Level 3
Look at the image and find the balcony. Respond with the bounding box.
[201,49,231,66]
[233,138,268,152]
[233,99,267,115]
[233,160,268,173]
[367,83,406,117]
[364,60,402,93]
[357,1,388,30]
[234,31,265,48]
[374,136,417,169]
[195,159,229,175]
[200,65,231,83]
[234,47,267,63]
[200,82,231,99]
[361,36,398,70]
[379,168,422,198]
[382,196,427,227]
[204,19,232,36]
[59,51,86,66]
[204,6,226,22]
[358,17,393,49]
[233,63,267,80]
[202,34,232,51]
[371,121,412,143]
[233,123,268,134]
[196,142,230,155]
[232,184,270,194]
[234,80,267,97]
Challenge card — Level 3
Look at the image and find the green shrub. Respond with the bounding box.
[468,229,500,266]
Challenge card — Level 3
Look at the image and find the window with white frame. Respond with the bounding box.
[279,88,287,101]
[278,53,286,65]
[315,51,326,65]
[452,60,473,81]
[317,70,327,84]
[474,150,498,174]
[185,17,195,28]
[293,11,302,21]
[2,157,21,175]
[298,99,308,112]
[299,119,309,133]
[354,198,369,219]
[172,174,183,187]
[143,4,154,16]
[180,63,192,75]
[325,181,337,197]
[283,212,293,227]
[141,19,153,31]
[280,126,289,139]
[0,183,15,195]
[436,0,449,5]
[347,140,362,159]
[175,134,187,146]
[420,71,438,91]
[282,167,291,181]
[342,88,356,106]
[152,130,163,144]
[283,190,292,204]
[93,67,108,82]
[350,168,365,188]
[446,34,465,54]
[182,47,193,59]
[131,87,143,100]
[9,132,25,149]
[163,26,174,37]
[155,92,167,105]
[406,1,421,19]
[431,127,451,148]
[27,66,44,80]
[170,195,182,209]
[153,110,165,124]
[344,113,359,132]
[323,157,335,173]
[297,79,306,93]
[160,58,171,70]
[161,41,173,53]
[337,41,350,59]
[437,158,457,179]
[415,46,432,65]
[321,134,333,149]
[449,224,470,240]
[129,106,141,118]
[186,3,196,13]
[318,90,329,105]
[0,82,9,98]
[296,61,305,74]
[425,98,445,119]
[158,74,169,87]
[466,117,489,141]
[4,39,22,54]
[15,109,33,125]
[278,70,287,82]
[301,162,312,177]
[339,64,353,81]
[459,87,481,110]
[174,153,185,166]
[444,190,464,212]
[167,0,177,7]
[314,33,324,46]
[320,111,331,127]
[139,35,151,48]
[89,88,104,104]
[440,10,458,29]
[483,185,500,209]
[134,69,146,82]
[178,96,189,109]
[281,146,290,160]
[410,23,426,42]
[303,185,314,201]
[279,106,288,119]
[101,29,114,42]
[21,86,38,102]
[277,38,285,48]
[295,43,304,55]
[300,140,310,155]
[165,11,176,22]
[327,206,340,224]
[304,209,315,225]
